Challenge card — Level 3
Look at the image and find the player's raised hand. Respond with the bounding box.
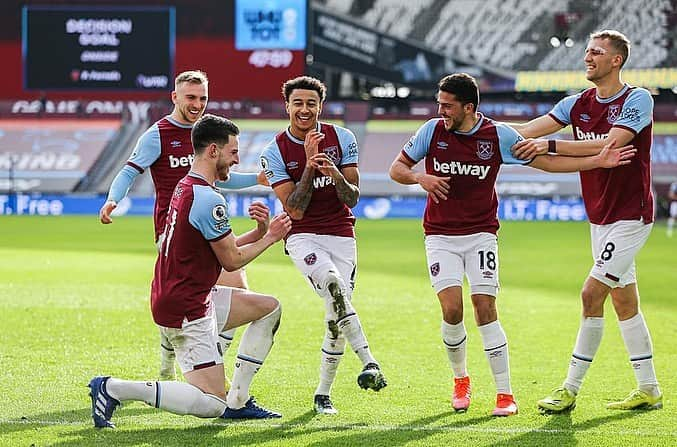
[304,130,324,158]
[99,200,117,224]
[308,153,340,178]
[266,212,292,242]
[417,174,451,204]
[248,201,270,234]
[596,139,636,168]
[512,138,548,160]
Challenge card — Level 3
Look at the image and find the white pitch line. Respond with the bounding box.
[2,419,676,438]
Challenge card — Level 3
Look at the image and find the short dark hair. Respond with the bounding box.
[282,76,327,102]
[590,30,631,67]
[191,114,239,154]
[438,73,479,111]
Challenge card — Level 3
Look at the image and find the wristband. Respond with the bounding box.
[548,140,557,153]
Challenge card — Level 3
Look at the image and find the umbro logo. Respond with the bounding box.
[436,141,448,150]
[170,140,182,148]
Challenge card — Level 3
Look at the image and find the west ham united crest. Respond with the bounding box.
[323,146,340,164]
[304,253,317,265]
[430,262,440,277]
[607,104,621,124]
[476,140,494,160]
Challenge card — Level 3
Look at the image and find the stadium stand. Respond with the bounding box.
[360,0,434,39]
[539,0,674,70]
[0,119,122,193]
[326,0,675,71]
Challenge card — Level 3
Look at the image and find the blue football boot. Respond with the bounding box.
[88,376,120,428]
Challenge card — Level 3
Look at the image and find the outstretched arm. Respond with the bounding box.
[513,126,635,159]
[99,165,141,224]
[528,140,636,172]
[509,115,564,139]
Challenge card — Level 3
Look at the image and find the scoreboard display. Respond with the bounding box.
[22,6,175,91]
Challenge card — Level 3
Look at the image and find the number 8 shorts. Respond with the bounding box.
[424,233,499,297]
[590,219,653,288]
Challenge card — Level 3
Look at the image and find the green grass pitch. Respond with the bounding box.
[0,216,675,446]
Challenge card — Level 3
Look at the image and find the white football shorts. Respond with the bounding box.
[424,233,499,296]
[285,233,357,298]
[159,301,224,374]
[211,286,233,332]
[589,219,652,288]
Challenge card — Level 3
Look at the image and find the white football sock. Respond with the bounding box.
[315,326,346,396]
[159,331,176,379]
[318,270,377,367]
[227,304,281,409]
[618,313,661,396]
[442,320,468,378]
[219,328,236,354]
[564,316,604,394]
[478,320,512,394]
[336,312,377,366]
[105,379,225,418]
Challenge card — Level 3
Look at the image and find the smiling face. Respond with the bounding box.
[171,81,208,125]
[285,88,322,138]
[584,37,623,83]
[214,135,240,181]
[437,90,472,131]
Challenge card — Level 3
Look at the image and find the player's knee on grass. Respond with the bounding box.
[156,381,226,417]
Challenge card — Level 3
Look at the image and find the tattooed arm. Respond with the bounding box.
[281,164,316,220]
[335,166,360,207]
[308,153,360,208]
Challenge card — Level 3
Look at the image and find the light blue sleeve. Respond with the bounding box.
[189,185,232,241]
[127,124,161,170]
[107,165,141,202]
[260,140,291,186]
[402,119,437,163]
[614,88,653,133]
[549,94,579,126]
[215,172,258,190]
[496,123,531,165]
[335,126,359,165]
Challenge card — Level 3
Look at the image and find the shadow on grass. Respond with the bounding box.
[487,409,645,446]
[307,412,493,447]
[43,409,325,447]
[0,405,156,436]
[3,407,492,447]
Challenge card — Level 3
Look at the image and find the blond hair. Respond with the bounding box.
[174,70,208,89]
[590,30,630,67]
